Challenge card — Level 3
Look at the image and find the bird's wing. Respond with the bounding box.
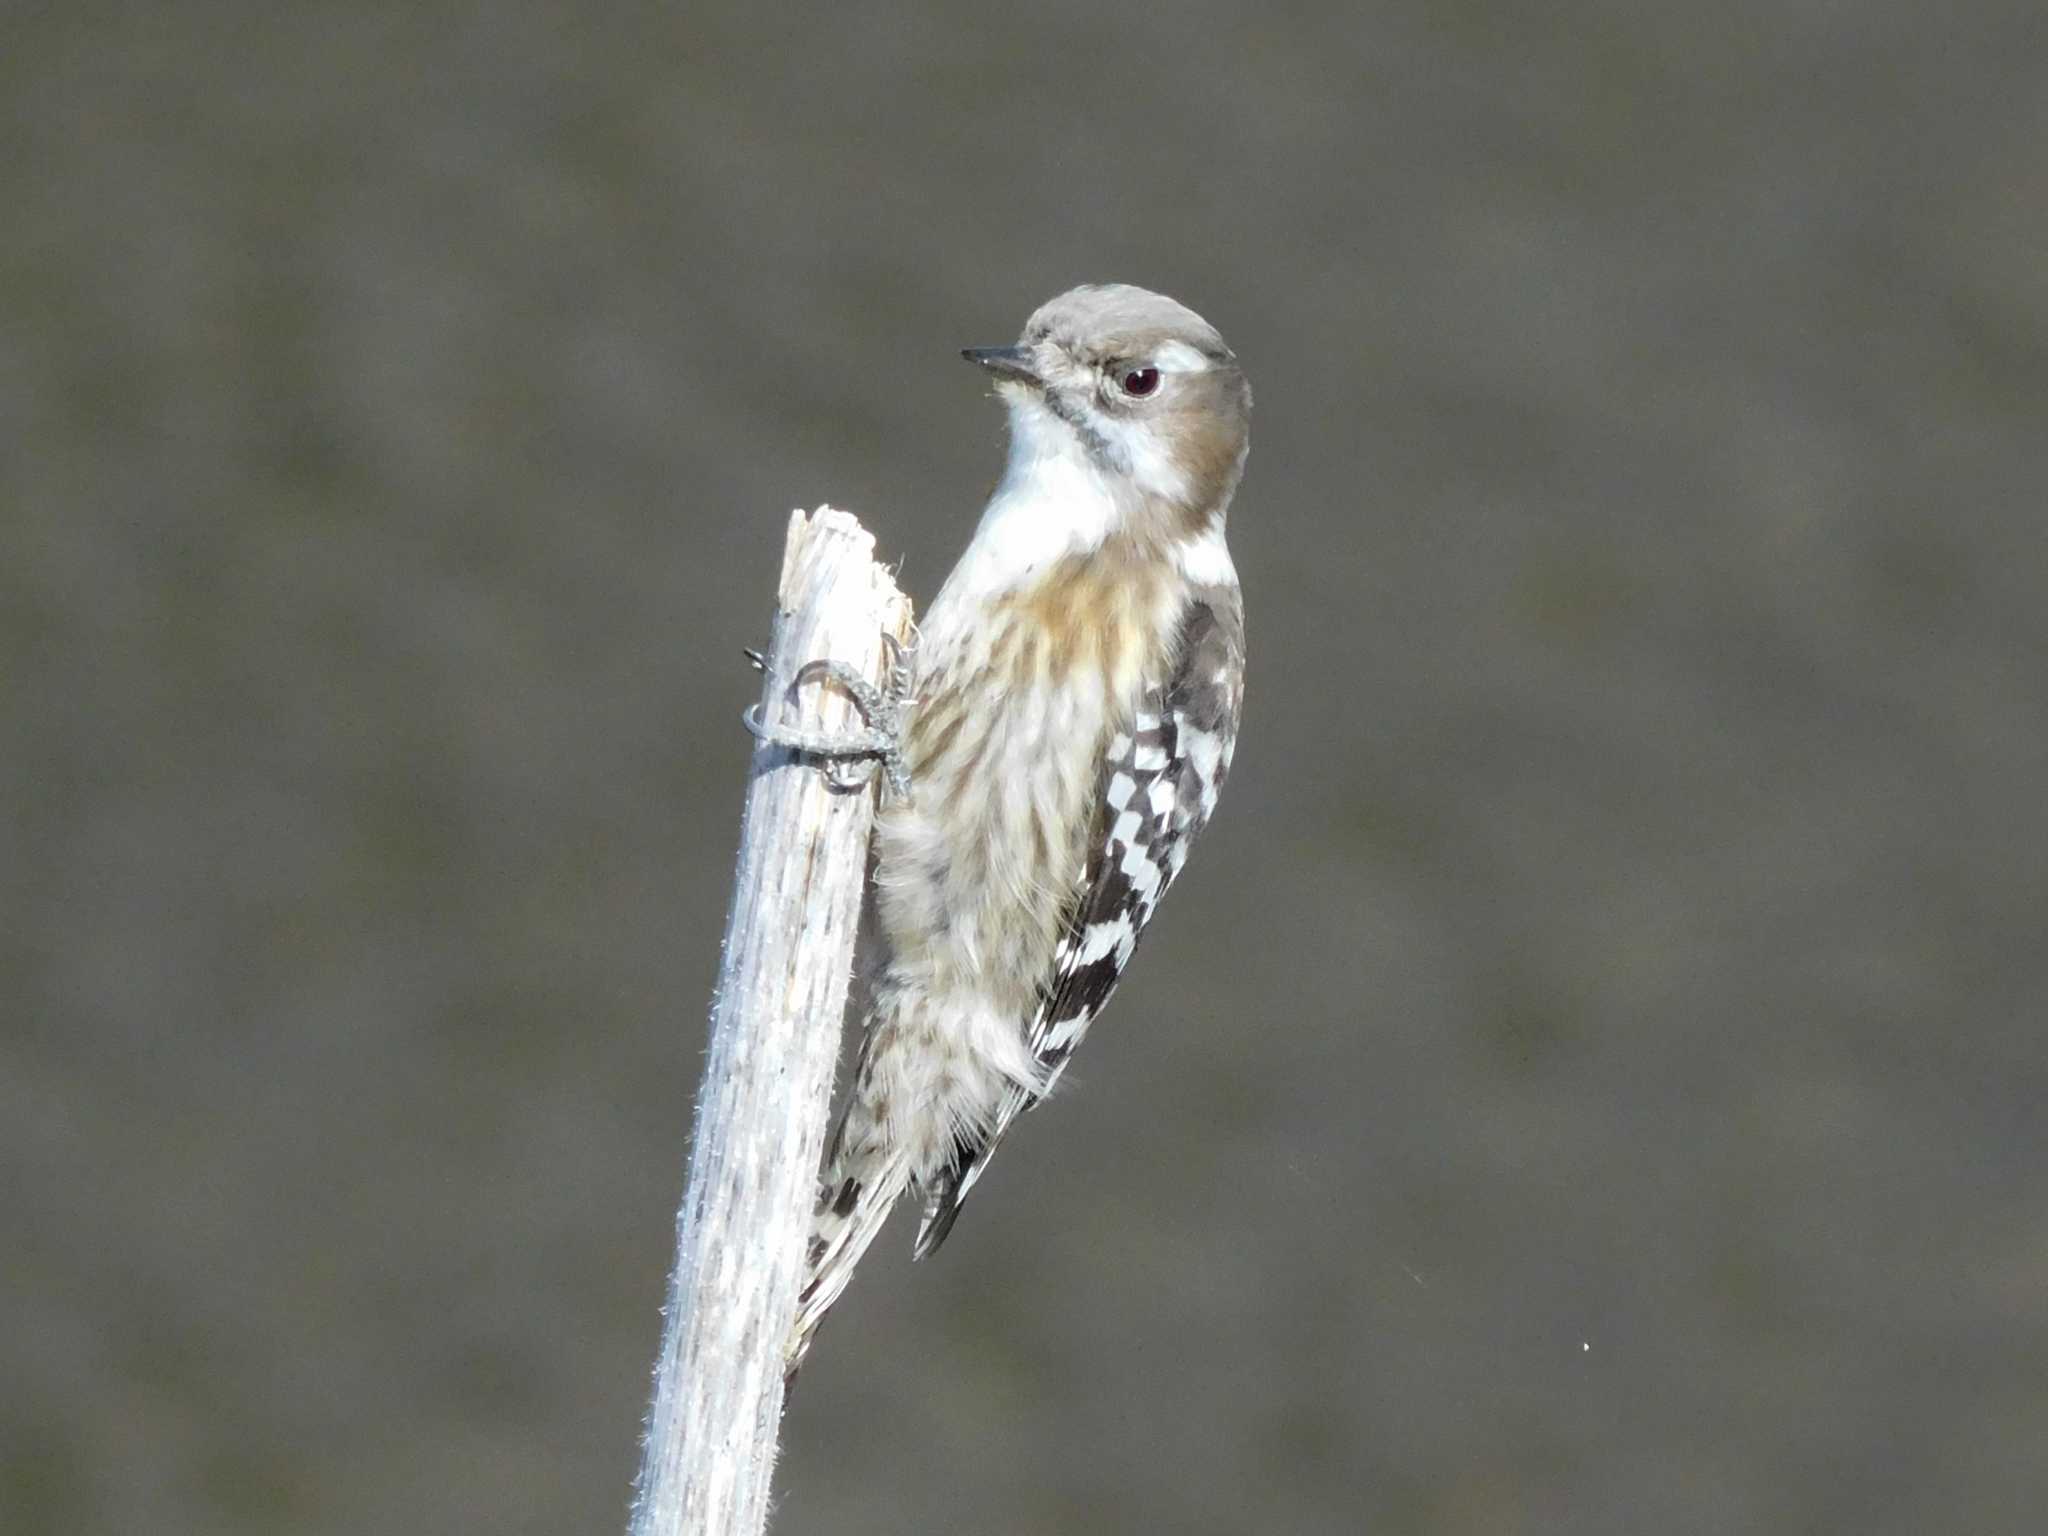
[913,589,1246,1258]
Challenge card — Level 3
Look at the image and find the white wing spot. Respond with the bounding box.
[1118,840,1163,899]
[1106,772,1138,812]
[1077,917,1133,964]
[1045,1012,1091,1051]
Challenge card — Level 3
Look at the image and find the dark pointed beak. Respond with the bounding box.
[961,345,1041,386]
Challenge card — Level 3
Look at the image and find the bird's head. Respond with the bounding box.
[964,284,1251,530]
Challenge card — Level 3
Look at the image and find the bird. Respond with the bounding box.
[754,283,1251,1377]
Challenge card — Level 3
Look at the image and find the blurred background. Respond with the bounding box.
[6,3,2045,1532]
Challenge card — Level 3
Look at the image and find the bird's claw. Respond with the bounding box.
[742,633,916,799]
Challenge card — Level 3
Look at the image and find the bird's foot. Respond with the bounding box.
[742,633,915,798]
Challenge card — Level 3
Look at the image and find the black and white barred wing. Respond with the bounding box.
[1028,596,1244,1078]
[913,593,1245,1258]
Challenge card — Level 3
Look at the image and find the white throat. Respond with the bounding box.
[933,394,1127,609]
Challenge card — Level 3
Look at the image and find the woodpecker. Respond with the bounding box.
[757,284,1250,1375]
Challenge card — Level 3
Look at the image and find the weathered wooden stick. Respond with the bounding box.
[629,507,912,1536]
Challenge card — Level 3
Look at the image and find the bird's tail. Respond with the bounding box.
[911,1082,1027,1259]
[785,1124,910,1382]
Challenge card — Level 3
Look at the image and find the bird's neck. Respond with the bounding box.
[932,401,1225,620]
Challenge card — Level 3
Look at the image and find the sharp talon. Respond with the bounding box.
[824,758,879,792]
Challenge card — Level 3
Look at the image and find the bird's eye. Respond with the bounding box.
[1119,366,1160,397]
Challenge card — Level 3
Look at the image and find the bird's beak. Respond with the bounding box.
[961,345,1041,386]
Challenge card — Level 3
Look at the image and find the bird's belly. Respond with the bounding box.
[876,677,1114,1015]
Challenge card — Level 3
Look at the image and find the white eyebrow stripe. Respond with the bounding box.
[1154,340,1211,373]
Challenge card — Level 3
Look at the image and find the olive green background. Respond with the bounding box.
[7,4,2045,1532]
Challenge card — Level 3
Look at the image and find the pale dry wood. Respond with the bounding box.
[629,507,912,1536]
